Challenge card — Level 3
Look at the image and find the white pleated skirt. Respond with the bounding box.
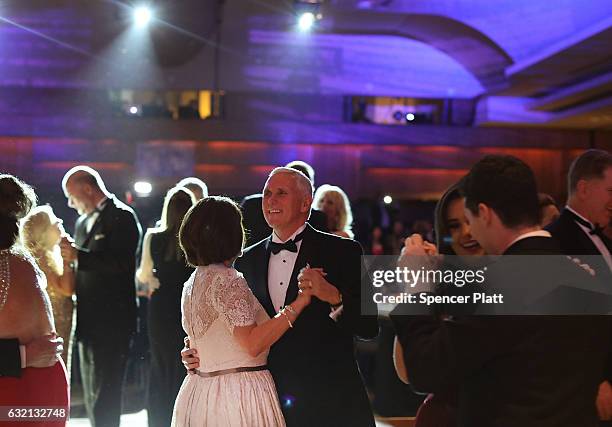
[171,369,286,427]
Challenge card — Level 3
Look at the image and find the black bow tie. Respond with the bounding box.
[568,210,605,238]
[268,229,306,255]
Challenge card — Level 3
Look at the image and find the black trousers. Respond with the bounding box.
[78,332,132,427]
[147,291,185,427]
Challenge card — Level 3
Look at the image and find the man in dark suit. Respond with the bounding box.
[546,149,612,422]
[61,166,142,427]
[0,335,63,377]
[547,149,612,277]
[184,167,378,426]
[241,160,328,246]
[392,155,611,427]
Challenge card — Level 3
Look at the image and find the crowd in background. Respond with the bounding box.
[1,149,611,427]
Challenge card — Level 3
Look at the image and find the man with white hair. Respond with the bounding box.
[241,160,328,246]
[183,167,378,426]
[61,165,141,427]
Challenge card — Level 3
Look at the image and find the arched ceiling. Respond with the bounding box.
[319,9,512,91]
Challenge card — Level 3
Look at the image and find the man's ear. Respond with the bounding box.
[478,203,492,225]
[575,179,589,200]
[301,195,313,213]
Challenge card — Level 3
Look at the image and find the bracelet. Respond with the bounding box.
[330,292,343,309]
[276,309,293,328]
[284,305,296,316]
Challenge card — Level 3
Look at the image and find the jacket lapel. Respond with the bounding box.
[80,200,110,248]
[560,209,601,255]
[255,240,276,318]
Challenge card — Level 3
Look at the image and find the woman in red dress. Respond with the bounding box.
[0,174,69,427]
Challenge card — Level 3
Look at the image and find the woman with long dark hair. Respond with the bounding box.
[393,182,485,427]
[137,186,196,427]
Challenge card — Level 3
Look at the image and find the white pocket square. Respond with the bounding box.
[94,234,105,240]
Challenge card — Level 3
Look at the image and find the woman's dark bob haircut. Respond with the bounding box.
[179,196,245,267]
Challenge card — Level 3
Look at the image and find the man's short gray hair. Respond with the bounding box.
[268,167,314,198]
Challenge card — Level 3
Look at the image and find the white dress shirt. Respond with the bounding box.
[268,224,307,313]
[507,230,552,250]
[85,197,108,233]
[566,206,612,271]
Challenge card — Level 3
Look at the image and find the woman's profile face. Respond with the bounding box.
[46,215,64,247]
[445,198,485,258]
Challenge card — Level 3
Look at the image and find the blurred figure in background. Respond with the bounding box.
[20,205,75,372]
[137,186,196,427]
[538,193,560,227]
[369,226,385,255]
[176,177,208,201]
[386,220,407,255]
[313,184,354,238]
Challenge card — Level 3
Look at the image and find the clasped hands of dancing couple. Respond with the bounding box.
[181,264,338,373]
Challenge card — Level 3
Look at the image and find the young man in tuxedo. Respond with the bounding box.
[546,149,612,422]
[184,167,378,427]
[392,155,611,427]
[61,166,142,427]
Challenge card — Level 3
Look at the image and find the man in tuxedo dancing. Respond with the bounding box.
[546,149,612,422]
[392,155,611,427]
[184,167,378,427]
[61,166,142,427]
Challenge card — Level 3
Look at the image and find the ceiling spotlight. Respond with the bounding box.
[406,113,415,121]
[133,6,153,28]
[129,105,139,115]
[383,195,393,205]
[298,12,315,31]
[134,181,152,196]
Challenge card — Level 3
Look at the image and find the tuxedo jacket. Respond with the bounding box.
[0,338,20,377]
[240,194,328,246]
[547,208,612,382]
[392,237,611,427]
[235,224,378,427]
[74,196,142,341]
[547,208,612,281]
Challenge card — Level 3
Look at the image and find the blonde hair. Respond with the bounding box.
[20,205,63,276]
[313,184,353,238]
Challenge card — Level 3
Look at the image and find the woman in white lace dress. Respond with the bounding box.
[172,196,311,427]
